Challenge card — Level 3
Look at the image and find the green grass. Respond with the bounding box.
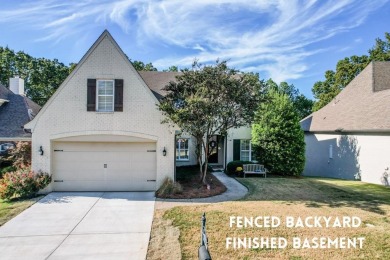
[0,196,42,226]
[238,176,390,215]
[314,178,390,202]
[155,176,390,260]
[239,177,390,201]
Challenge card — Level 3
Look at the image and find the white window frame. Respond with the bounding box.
[96,79,115,112]
[176,138,190,161]
[240,139,252,161]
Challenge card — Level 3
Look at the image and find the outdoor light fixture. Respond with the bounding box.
[163,147,167,156]
[39,146,44,156]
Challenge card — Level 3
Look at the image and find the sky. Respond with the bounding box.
[0,0,389,99]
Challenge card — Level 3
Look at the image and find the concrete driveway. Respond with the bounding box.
[0,192,155,260]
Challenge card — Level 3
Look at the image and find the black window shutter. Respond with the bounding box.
[87,79,96,111]
[233,139,241,161]
[114,79,123,112]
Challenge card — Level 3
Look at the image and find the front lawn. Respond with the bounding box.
[0,196,42,226]
[148,177,390,259]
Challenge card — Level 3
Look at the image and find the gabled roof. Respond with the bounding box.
[139,71,181,100]
[300,61,390,133]
[25,30,159,130]
[0,84,41,140]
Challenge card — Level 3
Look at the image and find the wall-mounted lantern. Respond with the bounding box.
[39,146,44,156]
[163,147,167,156]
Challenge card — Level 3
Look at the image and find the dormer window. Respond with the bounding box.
[97,80,114,112]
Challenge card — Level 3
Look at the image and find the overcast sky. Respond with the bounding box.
[0,0,389,98]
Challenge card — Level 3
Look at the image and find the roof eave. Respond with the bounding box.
[304,129,390,134]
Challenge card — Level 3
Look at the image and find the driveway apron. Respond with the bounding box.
[0,192,155,260]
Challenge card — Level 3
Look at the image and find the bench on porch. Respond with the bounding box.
[243,164,267,178]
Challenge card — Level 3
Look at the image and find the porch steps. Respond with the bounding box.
[210,165,224,171]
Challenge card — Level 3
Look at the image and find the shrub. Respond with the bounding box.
[0,166,16,179]
[156,177,183,197]
[0,168,51,200]
[226,160,254,176]
[7,142,31,169]
[252,89,305,176]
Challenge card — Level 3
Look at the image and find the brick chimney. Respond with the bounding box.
[9,76,25,95]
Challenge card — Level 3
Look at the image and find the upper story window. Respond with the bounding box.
[176,138,189,161]
[240,139,252,161]
[87,79,123,112]
[97,80,114,112]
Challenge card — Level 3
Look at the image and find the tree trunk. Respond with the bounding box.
[202,158,208,185]
[196,137,203,179]
[201,137,210,186]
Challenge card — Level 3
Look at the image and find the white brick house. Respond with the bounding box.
[25,30,252,192]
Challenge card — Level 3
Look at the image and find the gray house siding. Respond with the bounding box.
[303,132,390,186]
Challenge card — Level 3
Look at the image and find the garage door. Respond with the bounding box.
[52,142,157,191]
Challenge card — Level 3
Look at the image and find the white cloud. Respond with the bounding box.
[0,0,387,82]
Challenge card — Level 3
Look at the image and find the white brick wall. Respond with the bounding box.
[27,33,175,191]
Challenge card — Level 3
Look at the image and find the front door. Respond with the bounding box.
[208,136,218,163]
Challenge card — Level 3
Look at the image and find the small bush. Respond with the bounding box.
[0,166,16,179]
[0,168,51,200]
[7,142,31,169]
[226,160,254,176]
[156,177,183,197]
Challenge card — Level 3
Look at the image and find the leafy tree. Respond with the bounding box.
[27,58,72,105]
[7,142,31,169]
[312,32,390,111]
[369,32,390,61]
[264,79,313,119]
[159,60,262,184]
[163,66,179,72]
[131,60,157,71]
[0,47,72,106]
[69,63,78,73]
[252,89,305,176]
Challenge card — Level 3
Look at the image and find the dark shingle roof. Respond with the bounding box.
[300,61,390,133]
[0,85,41,139]
[139,71,181,100]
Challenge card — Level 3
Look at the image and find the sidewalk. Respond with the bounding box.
[155,171,248,209]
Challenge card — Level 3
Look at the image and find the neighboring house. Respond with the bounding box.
[25,30,252,192]
[0,79,41,143]
[300,61,390,186]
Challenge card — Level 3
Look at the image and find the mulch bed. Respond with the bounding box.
[158,166,227,199]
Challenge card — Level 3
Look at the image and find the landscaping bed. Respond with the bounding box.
[157,166,227,199]
[148,177,390,259]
